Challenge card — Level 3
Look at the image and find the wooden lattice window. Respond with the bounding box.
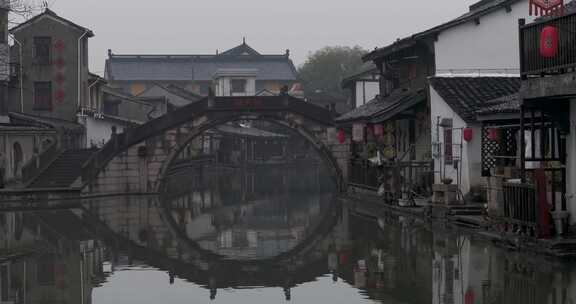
[231,79,247,94]
[34,37,51,65]
[33,81,52,111]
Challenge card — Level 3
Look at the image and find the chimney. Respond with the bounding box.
[108,49,112,57]
[285,49,290,57]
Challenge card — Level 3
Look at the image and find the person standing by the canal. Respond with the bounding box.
[0,152,6,188]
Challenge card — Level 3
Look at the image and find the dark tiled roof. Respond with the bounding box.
[162,84,203,100]
[105,44,298,82]
[364,0,519,61]
[430,77,520,123]
[476,94,520,115]
[341,63,379,88]
[10,9,94,36]
[9,112,84,130]
[336,89,425,123]
[219,42,260,56]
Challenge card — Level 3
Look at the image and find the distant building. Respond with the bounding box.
[137,83,202,118]
[305,90,349,115]
[104,41,299,97]
[341,65,380,109]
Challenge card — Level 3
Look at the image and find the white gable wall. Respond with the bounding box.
[568,100,576,224]
[83,117,127,148]
[435,0,535,73]
[430,86,483,195]
[355,81,380,108]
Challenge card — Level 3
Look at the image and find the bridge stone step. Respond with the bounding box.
[27,149,98,189]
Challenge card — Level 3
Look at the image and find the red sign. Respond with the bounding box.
[54,39,65,52]
[232,99,264,107]
[55,73,65,85]
[55,90,65,103]
[530,0,563,16]
[55,58,65,69]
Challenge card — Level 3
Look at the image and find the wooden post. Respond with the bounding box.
[519,19,527,80]
[520,104,526,183]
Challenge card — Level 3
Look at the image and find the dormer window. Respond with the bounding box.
[231,79,247,94]
[34,37,51,65]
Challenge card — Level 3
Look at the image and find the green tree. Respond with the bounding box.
[298,46,368,97]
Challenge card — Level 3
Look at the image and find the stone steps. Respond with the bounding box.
[27,149,98,189]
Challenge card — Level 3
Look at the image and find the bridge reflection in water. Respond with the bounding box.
[0,166,575,303]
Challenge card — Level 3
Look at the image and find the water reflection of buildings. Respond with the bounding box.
[0,211,107,304]
[431,232,576,304]
[3,177,576,303]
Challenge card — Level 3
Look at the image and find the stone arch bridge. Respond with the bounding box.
[79,94,349,195]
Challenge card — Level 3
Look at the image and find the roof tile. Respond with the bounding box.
[429,76,520,123]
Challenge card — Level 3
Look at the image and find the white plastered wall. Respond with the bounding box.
[567,99,576,224]
[430,86,482,195]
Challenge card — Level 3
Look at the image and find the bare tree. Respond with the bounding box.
[7,0,45,25]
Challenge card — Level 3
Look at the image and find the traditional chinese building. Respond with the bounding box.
[104,41,299,97]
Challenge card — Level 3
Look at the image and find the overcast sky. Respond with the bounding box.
[40,0,479,75]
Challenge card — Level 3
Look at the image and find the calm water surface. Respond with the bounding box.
[0,166,575,304]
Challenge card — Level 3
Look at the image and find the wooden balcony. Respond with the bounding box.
[520,12,576,77]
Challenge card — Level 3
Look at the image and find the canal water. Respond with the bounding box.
[0,165,575,304]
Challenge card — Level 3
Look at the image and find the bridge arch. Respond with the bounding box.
[80,95,348,195]
[157,114,343,193]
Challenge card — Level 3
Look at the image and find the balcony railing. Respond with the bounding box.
[349,159,380,189]
[520,12,576,76]
[348,158,433,203]
[502,182,538,236]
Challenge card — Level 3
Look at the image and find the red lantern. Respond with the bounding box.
[540,26,559,58]
[337,130,346,144]
[488,128,499,141]
[463,128,473,142]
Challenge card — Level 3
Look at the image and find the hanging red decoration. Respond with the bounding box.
[465,289,475,304]
[530,0,564,16]
[373,124,384,138]
[366,124,374,138]
[488,128,499,141]
[337,129,346,144]
[463,127,473,142]
[540,26,559,58]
